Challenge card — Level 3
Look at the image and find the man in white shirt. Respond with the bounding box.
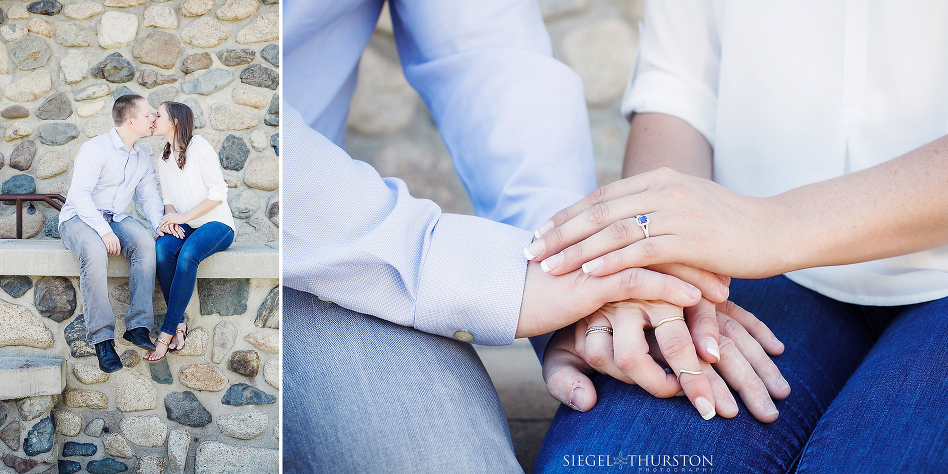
[59,94,166,373]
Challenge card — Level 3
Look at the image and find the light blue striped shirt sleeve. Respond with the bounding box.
[282,105,532,345]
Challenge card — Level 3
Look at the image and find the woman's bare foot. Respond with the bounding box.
[145,332,172,362]
[169,323,187,352]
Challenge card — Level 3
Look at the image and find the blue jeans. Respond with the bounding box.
[155,222,233,335]
[60,215,157,344]
[282,287,523,473]
[536,276,948,473]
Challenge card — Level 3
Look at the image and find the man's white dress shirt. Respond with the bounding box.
[622,0,948,306]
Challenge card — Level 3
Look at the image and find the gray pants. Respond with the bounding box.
[282,287,523,473]
[60,216,156,344]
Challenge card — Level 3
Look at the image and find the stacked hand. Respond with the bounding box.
[523,168,792,422]
[157,222,185,239]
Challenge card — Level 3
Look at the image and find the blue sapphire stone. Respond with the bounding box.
[637,215,649,225]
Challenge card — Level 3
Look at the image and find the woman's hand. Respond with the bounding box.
[543,299,789,423]
[157,223,185,239]
[526,167,789,279]
[160,212,189,227]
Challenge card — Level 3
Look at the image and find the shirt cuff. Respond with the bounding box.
[413,213,533,346]
[91,220,112,237]
[620,69,718,148]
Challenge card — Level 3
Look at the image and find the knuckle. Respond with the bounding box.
[623,267,645,290]
[584,346,609,369]
[609,220,633,243]
[660,335,690,361]
[613,351,639,374]
[639,239,660,260]
[545,226,565,247]
[586,187,608,207]
[587,203,609,227]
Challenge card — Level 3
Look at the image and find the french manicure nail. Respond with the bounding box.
[535,220,554,239]
[582,257,602,274]
[764,401,779,417]
[568,387,586,411]
[541,253,563,273]
[705,337,720,362]
[695,396,716,420]
[523,239,545,260]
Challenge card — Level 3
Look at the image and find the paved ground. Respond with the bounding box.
[475,339,562,473]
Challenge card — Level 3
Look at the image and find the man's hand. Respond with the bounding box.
[102,232,121,256]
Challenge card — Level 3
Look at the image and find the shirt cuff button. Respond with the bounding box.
[454,331,474,342]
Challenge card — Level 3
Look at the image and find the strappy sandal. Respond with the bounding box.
[168,326,188,353]
[145,336,171,363]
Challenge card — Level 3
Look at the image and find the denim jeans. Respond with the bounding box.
[155,222,233,335]
[536,276,948,473]
[60,215,157,344]
[282,287,523,473]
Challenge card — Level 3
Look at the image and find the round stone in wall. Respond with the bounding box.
[184,99,206,128]
[263,359,278,389]
[36,92,73,120]
[195,441,278,474]
[255,286,279,328]
[561,18,638,107]
[64,315,96,357]
[164,391,212,427]
[120,415,168,447]
[217,0,259,21]
[0,420,20,450]
[0,208,46,239]
[73,362,110,385]
[182,52,212,74]
[210,103,259,131]
[55,23,96,48]
[91,52,135,83]
[84,418,105,437]
[137,456,168,474]
[74,84,110,102]
[218,411,268,440]
[88,459,129,474]
[216,48,254,66]
[245,331,277,354]
[63,389,108,409]
[55,410,82,437]
[182,17,231,48]
[132,31,181,69]
[250,129,267,151]
[181,68,235,95]
[104,0,145,7]
[16,395,53,421]
[9,141,36,170]
[218,134,250,171]
[228,189,260,218]
[64,2,104,20]
[3,454,37,472]
[7,5,30,21]
[233,87,268,108]
[10,36,51,71]
[36,151,69,179]
[144,5,178,29]
[77,101,105,118]
[1,106,29,120]
[212,321,237,364]
[119,350,141,368]
[235,217,276,243]
[182,0,214,17]
[243,156,278,191]
[0,276,32,299]
[85,114,114,138]
[116,370,158,412]
[98,11,139,49]
[236,11,279,44]
[239,64,278,90]
[60,50,90,84]
[168,429,191,474]
[138,69,179,89]
[179,363,228,392]
[23,417,54,456]
[261,44,279,67]
[38,123,80,146]
[5,122,33,142]
[174,326,209,356]
[266,189,279,225]
[33,276,76,322]
[27,0,63,15]
[221,383,276,406]
[198,278,250,316]
[228,350,259,377]
[28,18,53,38]
[102,432,135,458]
[4,70,52,102]
[147,86,178,108]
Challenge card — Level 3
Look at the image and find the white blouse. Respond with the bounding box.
[156,135,236,231]
[621,1,948,306]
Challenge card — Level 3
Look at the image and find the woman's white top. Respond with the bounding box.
[621,1,948,306]
[156,135,236,231]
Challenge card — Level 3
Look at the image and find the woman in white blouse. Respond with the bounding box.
[144,101,236,362]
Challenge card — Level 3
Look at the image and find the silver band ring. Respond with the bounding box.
[653,316,685,329]
[585,326,614,337]
[677,369,703,382]
[635,214,650,238]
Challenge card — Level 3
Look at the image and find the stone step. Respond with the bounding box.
[0,356,64,400]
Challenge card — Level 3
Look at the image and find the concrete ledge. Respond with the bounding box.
[0,356,65,399]
[0,240,278,279]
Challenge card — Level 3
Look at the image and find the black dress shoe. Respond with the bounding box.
[95,340,123,373]
[123,327,156,351]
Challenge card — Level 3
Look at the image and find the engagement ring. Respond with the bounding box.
[635,214,650,238]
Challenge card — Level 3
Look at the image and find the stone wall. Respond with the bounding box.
[0,0,280,244]
[346,0,644,215]
[0,273,279,474]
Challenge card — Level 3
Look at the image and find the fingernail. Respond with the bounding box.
[705,337,720,362]
[535,220,554,239]
[687,285,701,301]
[773,336,784,350]
[721,396,738,414]
[695,396,716,420]
[582,257,602,274]
[720,275,731,286]
[764,401,779,417]
[523,239,545,260]
[568,387,586,411]
[776,376,790,392]
[541,252,563,273]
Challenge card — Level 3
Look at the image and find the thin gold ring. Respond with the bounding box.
[584,326,614,337]
[677,369,703,382]
[653,316,685,329]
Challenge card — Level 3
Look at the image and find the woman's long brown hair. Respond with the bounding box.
[160,101,195,169]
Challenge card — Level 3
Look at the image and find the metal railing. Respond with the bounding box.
[0,194,66,239]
